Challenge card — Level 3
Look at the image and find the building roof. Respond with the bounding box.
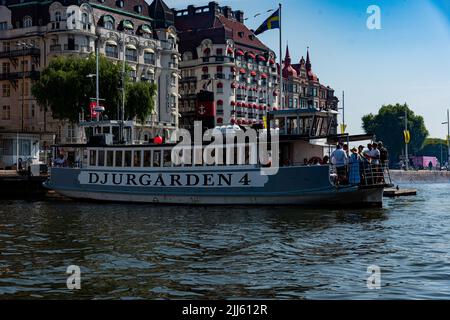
[174,2,271,56]
[148,0,174,29]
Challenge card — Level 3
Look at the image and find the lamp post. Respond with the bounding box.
[17,41,33,132]
[443,109,450,171]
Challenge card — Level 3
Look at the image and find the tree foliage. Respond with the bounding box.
[125,81,157,123]
[32,54,123,122]
[362,103,429,162]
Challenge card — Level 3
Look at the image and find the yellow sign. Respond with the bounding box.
[404,130,411,144]
[340,124,347,134]
[263,116,267,129]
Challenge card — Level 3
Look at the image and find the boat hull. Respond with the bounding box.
[44,166,385,207]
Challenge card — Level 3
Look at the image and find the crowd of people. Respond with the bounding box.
[330,141,389,186]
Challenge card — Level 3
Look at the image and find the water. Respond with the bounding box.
[0,183,450,299]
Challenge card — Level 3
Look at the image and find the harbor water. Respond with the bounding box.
[0,183,449,299]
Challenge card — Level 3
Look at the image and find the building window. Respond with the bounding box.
[31,104,35,117]
[116,0,124,8]
[2,41,10,52]
[217,82,223,94]
[2,62,10,74]
[125,48,137,62]
[23,16,32,28]
[104,20,114,30]
[0,21,7,31]
[105,44,118,58]
[1,105,10,120]
[55,11,61,22]
[2,84,10,97]
[144,52,155,64]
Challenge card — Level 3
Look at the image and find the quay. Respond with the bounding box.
[0,170,49,199]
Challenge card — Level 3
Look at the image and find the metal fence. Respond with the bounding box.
[330,162,392,187]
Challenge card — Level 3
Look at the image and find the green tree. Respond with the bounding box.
[362,103,429,162]
[125,81,157,123]
[32,54,123,122]
[417,138,449,164]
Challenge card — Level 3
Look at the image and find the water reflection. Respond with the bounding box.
[1,184,450,299]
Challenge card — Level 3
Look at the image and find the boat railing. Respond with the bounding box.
[329,161,392,188]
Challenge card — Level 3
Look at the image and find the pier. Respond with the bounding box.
[0,170,48,199]
[383,188,417,198]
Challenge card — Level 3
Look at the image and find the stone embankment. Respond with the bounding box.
[390,170,450,184]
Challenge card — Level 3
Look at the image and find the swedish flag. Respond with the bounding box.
[254,9,280,35]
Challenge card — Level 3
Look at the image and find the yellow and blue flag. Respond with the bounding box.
[254,9,280,35]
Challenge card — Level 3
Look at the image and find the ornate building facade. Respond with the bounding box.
[0,0,179,167]
[281,45,338,112]
[174,1,279,130]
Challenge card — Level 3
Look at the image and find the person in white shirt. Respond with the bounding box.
[369,143,381,165]
[331,144,348,184]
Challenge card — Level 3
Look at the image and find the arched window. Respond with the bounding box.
[55,12,61,22]
[23,16,32,28]
[102,15,115,30]
[81,13,88,24]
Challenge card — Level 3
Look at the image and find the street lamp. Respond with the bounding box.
[17,41,33,132]
[399,109,409,171]
[442,109,450,171]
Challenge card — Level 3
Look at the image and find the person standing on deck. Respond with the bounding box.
[331,144,348,184]
[348,147,361,185]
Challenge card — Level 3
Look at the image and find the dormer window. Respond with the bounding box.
[249,34,255,41]
[116,0,124,8]
[55,12,61,22]
[238,31,244,38]
[23,16,32,28]
[135,5,142,14]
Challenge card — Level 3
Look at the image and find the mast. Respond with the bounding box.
[278,3,283,110]
[96,46,100,121]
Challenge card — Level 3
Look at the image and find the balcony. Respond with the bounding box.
[236,94,246,101]
[248,96,258,103]
[168,62,178,69]
[0,48,40,58]
[50,44,61,52]
[0,71,40,81]
[180,76,197,82]
[64,44,80,51]
[215,73,225,79]
[201,74,210,80]
[202,56,235,64]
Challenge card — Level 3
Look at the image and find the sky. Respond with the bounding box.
[164,0,450,138]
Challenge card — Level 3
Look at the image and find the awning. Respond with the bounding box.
[247,53,256,59]
[144,48,154,53]
[227,47,233,54]
[239,68,246,74]
[236,49,244,56]
[202,66,209,72]
[257,55,266,61]
[261,73,268,79]
[269,59,275,64]
[217,82,223,88]
[106,39,117,46]
[327,134,375,145]
[141,24,152,34]
[126,44,136,50]
[250,71,257,76]
[203,47,211,54]
[122,20,134,30]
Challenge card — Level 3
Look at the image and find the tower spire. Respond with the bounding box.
[284,44,291,66]
[306,46,311,71]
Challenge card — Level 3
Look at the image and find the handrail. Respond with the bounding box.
[329,161,392,187]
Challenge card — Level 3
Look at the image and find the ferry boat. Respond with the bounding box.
[44,109,393,207]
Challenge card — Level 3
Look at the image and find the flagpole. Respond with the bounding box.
[279,3,283,110]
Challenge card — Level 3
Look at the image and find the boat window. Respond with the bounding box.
[115,150,123,167]
[153,150,161,167]
[163,150,171,167]
[89,150,97,166]
[133,150,141,167]
[143,150,151,167]
[124,150,132,167]
[112,126,120,143]
[106,150,114,166]
[98,150,105,167]
[103,126,111,134]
